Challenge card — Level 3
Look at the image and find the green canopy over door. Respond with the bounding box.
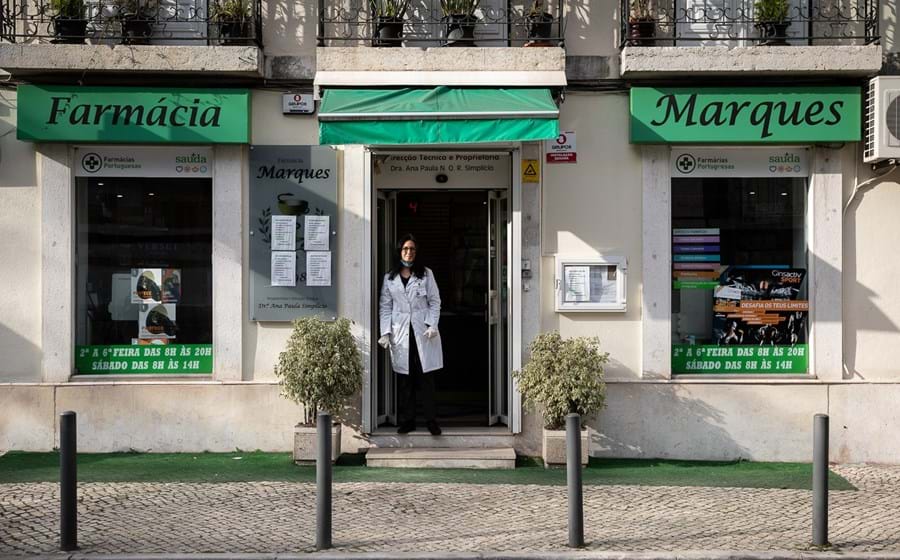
[318,87,559,145]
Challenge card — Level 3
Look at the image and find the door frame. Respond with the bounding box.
[361,147,523,434]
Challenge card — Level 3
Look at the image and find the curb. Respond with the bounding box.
[8,552,900,560]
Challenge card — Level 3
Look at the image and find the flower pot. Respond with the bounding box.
[373,16,403,46]
[52,18,88,44]
[627,19,655,46]
[527,11,553,40]
[756,21,789,45]
[216,21,251,45]
[444,14,476,46]
[542,427,588,467]
[294,422,342,464]
[122,18,153,44]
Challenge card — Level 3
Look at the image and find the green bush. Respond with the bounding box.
[50,0,85,19]
[274,317,363,425]
[440,0,479,16]
[754,0,788,23]
[513,331,608,430]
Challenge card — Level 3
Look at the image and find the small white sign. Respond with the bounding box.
[564,265,590,302]
[306,251,332,287]
[545,131,577,164]
[282,93,315,115]
[74,146,213,178]
[270,215,297,252]
[271,251,297,287]
[304,215,330,251]
[671,148,809,178]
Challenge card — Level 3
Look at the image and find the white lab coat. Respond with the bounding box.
[379,267,443,374]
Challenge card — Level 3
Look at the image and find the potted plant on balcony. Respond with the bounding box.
[114,0,158,45]
[513,331,608,467]
[274,317,363,464]
[526,0,554,42]
[754,0,789,45]
[440,0,479,46]
[371,0,409,46]
[50,0,87,44]
[209,0,253,45]
[627,0,656,46]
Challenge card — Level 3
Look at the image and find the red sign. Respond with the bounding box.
[545,131,577,164]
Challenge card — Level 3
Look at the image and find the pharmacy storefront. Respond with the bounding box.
[630,86,859,378]
[18,85,249,379]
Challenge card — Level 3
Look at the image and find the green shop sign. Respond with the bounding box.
[672,344,808,374]
[18,85,249,144]
[631,87,860,144]
[75,344,213,375]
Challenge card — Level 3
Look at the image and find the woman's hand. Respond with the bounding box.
[424,326,439,339]
[378,334,391,349]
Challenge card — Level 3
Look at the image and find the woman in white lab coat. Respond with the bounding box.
[378,234,443,435]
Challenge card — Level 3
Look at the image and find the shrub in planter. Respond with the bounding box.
[627,0,656,46]
[440,0,479,46]
[371,0,409,46]
[274,317,363,463]
[526,0,553,41]
[210,0,253,45]
[513,331,608,466]
[50,0,87,44]
[114,0,159,45]
[754,0,789,45]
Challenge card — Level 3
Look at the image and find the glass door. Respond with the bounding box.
[488,190,510,426]
[375,190,397,426]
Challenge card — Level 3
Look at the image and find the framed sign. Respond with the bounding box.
[249,145,338,321]
[555,256,627,312]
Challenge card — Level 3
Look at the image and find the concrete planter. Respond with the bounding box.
[294,423,341,464]
[541,427,589,467]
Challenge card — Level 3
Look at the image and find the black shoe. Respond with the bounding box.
[426,421,442,436]
[397,422,415,434]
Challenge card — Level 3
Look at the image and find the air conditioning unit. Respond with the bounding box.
[864,77,900,163]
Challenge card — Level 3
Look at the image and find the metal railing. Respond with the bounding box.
[0,0,262,45]
[317,0,565,47]
[619,0,879,46]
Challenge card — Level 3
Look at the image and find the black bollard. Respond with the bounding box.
[812,413,829,546]
[566,413,584,548]
[316,411,332,550]
[60,411,78,551]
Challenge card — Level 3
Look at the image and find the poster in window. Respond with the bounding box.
[139,303,177,339]
[564,266,590,302]
[161,269,181,304]
[131,268,162,303]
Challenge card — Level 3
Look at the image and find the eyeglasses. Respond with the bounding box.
[401,246,417,253]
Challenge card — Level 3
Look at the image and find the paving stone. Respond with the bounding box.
[1,465,899,554]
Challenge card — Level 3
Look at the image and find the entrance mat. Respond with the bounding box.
[0,452,854,490]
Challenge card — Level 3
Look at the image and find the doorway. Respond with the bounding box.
[374,189,511,428]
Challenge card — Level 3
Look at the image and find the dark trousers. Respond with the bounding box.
[398,331,436,425]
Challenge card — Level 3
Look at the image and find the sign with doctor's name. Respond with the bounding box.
[17,85,249,144]
[373,153,511,189]
[630,87,860,144]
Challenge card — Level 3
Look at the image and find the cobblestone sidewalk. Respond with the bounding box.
[1,465,899,555]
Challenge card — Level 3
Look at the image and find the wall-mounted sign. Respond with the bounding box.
[18,85,249,144]
[373,153,510,189]
[545,130,576,163]
[75,344,212,374]
[670,148,809,178]
[521,159,540,183]
[249,145,338,322]
[74,146,213,178]
[631,87,860,144]
[282,93,315,115]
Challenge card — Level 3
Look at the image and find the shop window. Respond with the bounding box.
[74,177,213,375]
[671,176,808,375]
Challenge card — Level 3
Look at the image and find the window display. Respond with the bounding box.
[671,176,808,374]
[74,177,212,374]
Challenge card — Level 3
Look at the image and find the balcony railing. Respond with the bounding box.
[620,0,878,46]
[317,0,564,47]
[0,0,262,45]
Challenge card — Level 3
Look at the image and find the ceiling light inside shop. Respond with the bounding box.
[148,192,156,196]
[780,192,788,196]
[749,191,756,195]
[116,194,124,198]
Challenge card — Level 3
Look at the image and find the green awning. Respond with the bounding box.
[318,87,559,145]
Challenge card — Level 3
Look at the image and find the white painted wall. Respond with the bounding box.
[843,144,900,380]
[0,89,41,383]
[540,91,643,380]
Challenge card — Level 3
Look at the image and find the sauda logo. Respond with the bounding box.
[175,153,208,164]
